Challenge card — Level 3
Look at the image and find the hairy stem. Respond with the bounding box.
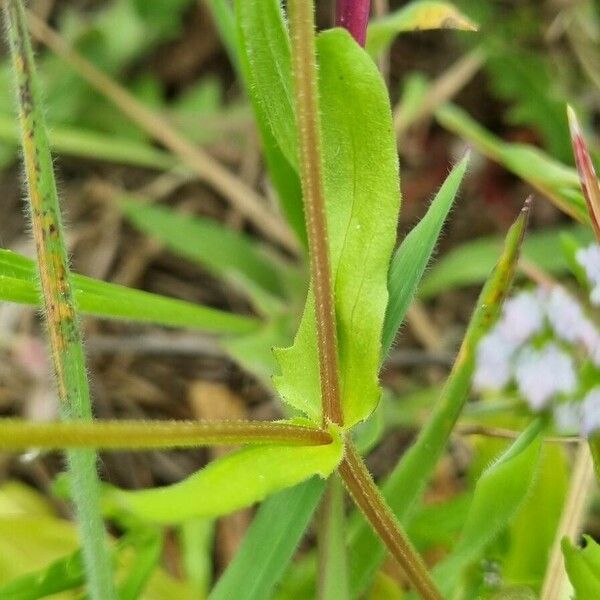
[288,0,343,426]
[3,2,114,598]
[339,440,443,600]
[0,419,332,450]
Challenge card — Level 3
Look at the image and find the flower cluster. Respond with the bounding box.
[473,283,600,437]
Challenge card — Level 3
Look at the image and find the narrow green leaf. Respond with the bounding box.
[436,103,589,223]
[117,529,163,600]
[210,478,326,600]
[0,114,179,171]
[0,249,259,335]
[382,154,468,355]
[348,201,530,593]
[120,195,288,304]
[433,419,543,594]
[563,535,600,598]
[103,429,343,523]
[319,475,350,600]
[274,29,401,426]
[205,0,240,72]
[419,224,592,297]
[234,0,297,168]
[180,520,214,598]
[234,0,305,245]
[366,0,477,57]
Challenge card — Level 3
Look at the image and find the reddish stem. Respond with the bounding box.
[335,0,371,47]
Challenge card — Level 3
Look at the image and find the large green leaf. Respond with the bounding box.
[432,419,543,595]
[419,224,592,297]
[436,103,589,223]
[104,430,343,524]
[120,195,288,305]
[563,535,600,598]
[274,29,401,427]
[382,154,468,355]
[348,202,529,593]
[366,0,477,58]
[210,478,325,600]
[0,248,259,335]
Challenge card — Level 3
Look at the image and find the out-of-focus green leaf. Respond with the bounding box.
[320,476,350,600]
[382,154,468,355]
[0,249,259,335]
[490,588,537,600]
[436,103,589,223]
[563,535,600,598]
[275,29,401,427]
[433,419,543,595]
[503,444,569,589]
[366,0,477,57]
[348,202,529,594]
[419,224,592,297]
[205,0,239,71]
[180,520,214,598]
[117,529,163,600]
[104,430,343,524]
[210,478,325,600]
[120,195,288,306]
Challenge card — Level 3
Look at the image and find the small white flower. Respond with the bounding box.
[576,244,600,306]
[514,343,577,411]
[553,402,581,435]
[545,286,590,344]
[496,290,545,345]
[473,327,516,391]
[581,386,600,437]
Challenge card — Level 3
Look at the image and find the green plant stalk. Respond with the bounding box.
[0,419,332,450]
[3,2,114,598]
[339,440,443,600]
[288,0,342,426]
[349,198,532,593]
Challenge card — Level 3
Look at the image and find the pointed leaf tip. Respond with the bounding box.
[567,106,600,241]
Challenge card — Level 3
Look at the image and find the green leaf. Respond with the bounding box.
[234,0,305,245]
[0,249,259,335]
[205,0,240,72]
[563,535,600,598]
[348,202,530,593]
[234,0,297,169]
[210,478,325,600]
[419,224,592,297]
[436,103,589,223]
[432,419,543,595]
[117,529,163,600]
[120,195,288,306]
[320,476,350,600]
[274,29,401,427]
[366,0,477,57]
[103,429,343,524]
[382,154,468,355]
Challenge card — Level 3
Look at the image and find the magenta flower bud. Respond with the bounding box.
[335,0,371,47]
[567,105,600,242]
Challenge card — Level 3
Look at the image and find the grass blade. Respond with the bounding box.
[382,154,468,356]
[348,198,531,594]
[0,248,260,335]
[3,1,114,597]
[210,478,326,600]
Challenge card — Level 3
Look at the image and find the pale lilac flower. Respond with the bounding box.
[514,343,577,411]
[581,386,600,437]
[496,290,545,345]
[553,402,582,435]
[576,244,600,306]
[545,286,592,343]
[473,327,516,391]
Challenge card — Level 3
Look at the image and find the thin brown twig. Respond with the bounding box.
[26,11,299,255]
[339,440,443,600]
